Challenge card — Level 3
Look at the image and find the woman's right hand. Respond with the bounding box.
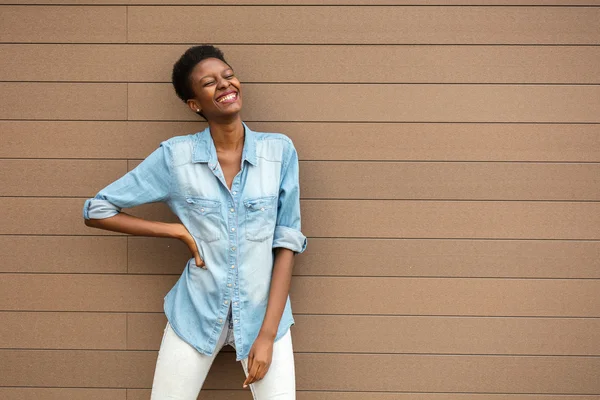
[173,223,206,269]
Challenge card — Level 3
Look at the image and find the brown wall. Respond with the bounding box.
[1,1,599,399]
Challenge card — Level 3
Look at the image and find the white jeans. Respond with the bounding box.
[150,306,296,399]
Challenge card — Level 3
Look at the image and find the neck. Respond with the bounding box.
[207,116,244,151]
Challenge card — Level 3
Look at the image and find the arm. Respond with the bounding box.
[83,142,177,236]
[85,211,183,239]
[258,247,295,339]
[83,142,204,265]
[83,142,172,225]
[261,139,307,338]
[243,139,307,387]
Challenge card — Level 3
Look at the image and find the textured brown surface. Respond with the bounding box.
[126,313,600,355]
[128,392,600,400]
[3,44,600,84]
[0,159,126,197]
[1,350,599,392]
[2,2,600,397]
[3,389,600,400]
[300,200,600,239]
[3,121,599,162]
[0,312,126,349]
[6,158,600,200]
[0,83,127,120]
[0,236,127,273]
[1,274,598,317]
[130,237,600,278]
[0,6,126,43]
[3,197,600,239]
[0,388,126,400]
[127,6,600,44]
[129,83,600,122]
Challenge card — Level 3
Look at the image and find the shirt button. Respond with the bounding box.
[224,300,229,305]
[227,283,232,287]
[233,302,238,306]
[230,208,235,212]
[200,208,205,212]
[231,246,236,251]
[260,207,265,211]
[231,264,235,269]
[218,318,223,323]
[231,227,235,232]
[233,191,237,195]
[234,319,239,323]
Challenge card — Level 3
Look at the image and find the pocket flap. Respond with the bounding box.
[243,196,277,211]
[185,197,221,210]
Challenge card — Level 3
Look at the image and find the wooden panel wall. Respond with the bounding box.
[1,2,599,399]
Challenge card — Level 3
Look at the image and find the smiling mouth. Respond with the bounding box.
[216,92,238,103]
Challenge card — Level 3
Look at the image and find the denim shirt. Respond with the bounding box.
[82,121,307,361]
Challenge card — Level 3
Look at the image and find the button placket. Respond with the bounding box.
[226,174,242,346]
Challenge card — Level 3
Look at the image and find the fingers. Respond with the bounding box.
[243,354,254,388]
[180,227,207,270]
[243,358,269,388]
[195,253,206,269]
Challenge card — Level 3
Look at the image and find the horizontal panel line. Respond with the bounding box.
[7,196,600,203]
[0,42,595,46]
[122,4,600,7]
[1,348,598,357]
[296,313,600,318]
[254,391,600,395]
[1,310,598,318]
[297,160,600,164]
[3,81,600,86]
[2,119,600,125]
[2,234,600,241]
[300,198,600,201]
[0,386,597,396]
[3,311,600,320]
[2,4,599,6]
[307,237,600,241]
[3,158,600,164]
[135,120,600,124]
[1,42,600,46]
[6,195,600,202]
[5,235,600,242]
[3,43,600,48]
[2,272,600,281]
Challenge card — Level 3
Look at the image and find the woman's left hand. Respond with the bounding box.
[243,333,274,388]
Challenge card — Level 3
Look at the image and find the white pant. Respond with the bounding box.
[150,306,296,399]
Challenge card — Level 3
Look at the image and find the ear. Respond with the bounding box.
[186,99,201,114]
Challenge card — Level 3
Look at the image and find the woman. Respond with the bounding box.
[83,45,307,399]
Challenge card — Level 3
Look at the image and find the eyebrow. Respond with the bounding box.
[199,68,234,82]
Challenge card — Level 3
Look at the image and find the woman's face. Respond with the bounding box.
[186,57,242,121]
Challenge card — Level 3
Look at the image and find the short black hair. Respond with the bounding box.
[171,45,231,119]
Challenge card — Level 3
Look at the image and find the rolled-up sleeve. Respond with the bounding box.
[83,141,172,220]
[272,139,307,254]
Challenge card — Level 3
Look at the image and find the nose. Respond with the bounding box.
[217,76,230,90]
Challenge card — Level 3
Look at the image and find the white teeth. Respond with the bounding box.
[217,93,236,102]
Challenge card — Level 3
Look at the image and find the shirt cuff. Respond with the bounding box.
[83,198,122,220]
[272,225,307,254]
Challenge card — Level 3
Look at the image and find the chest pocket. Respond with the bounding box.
[244,196,277,242]
[185,197,222,243]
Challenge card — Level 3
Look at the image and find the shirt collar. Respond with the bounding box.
[192,121,258,166]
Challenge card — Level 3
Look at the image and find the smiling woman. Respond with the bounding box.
[82,45,306,399]
[171,45,242,122]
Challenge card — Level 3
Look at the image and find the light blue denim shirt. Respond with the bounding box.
[82,121,307,361]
